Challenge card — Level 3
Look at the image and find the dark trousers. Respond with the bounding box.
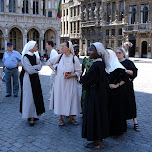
[5,68,19,96]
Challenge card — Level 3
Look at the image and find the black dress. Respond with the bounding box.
[80,61,109,141]
[120,59,138,119]
[108,68,129,136]
[20,54,45,116]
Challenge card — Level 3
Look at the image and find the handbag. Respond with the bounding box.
[2,72,6,82]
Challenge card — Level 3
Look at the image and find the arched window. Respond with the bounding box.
[10,30,16,49]
[129,5,137,24]
[141,4,149,23]
[1,0,4,12]
[9,0,16,12]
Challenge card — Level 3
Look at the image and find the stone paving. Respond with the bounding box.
[0,59,152,152]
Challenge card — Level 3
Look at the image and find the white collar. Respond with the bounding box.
[93,58,102,62]
[27,52,34,56]
[119,58,126,62]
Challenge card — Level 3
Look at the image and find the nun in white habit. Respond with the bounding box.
[49,41,82,126]
[20,41,45,126]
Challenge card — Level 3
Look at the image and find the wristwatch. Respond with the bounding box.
[117,83,120,87]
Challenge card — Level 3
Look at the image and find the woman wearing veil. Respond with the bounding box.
[80,42,110,149]
[20,41,45,126]
[49,41,82,126]
[107,49,129,137]
[116,47,140,132]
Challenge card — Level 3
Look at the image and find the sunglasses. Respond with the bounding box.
[116,52,122,54]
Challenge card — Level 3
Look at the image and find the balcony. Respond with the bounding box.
[124,23,152,32]
[70,33,81,39]
[81,21,95,28]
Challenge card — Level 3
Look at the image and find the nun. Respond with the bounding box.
[116,47,140,132]
[49,41,82,126]
[80,42,110,149]
[20,41,45,126]
[107,49,129,137]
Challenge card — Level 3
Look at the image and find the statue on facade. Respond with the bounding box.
[99,5,103,20]
[83,8,87,21]
[88,7,93,20]
[94,5,99,19]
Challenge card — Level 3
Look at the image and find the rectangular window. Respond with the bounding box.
[48,11,52,17]
[106,29,109,36]
[13,0,15,12]
[77,5,80,16]
[118,29,122,35]
[112,29,115,36]
[119,1,124,21]
[71,23,72,33]
[1,0,4,12]
[67,21,68,33]
[112,2,116,21]
[141,3,149,23]
[67,9,68,16]
[33,1,35,14]
[64,22,65,34]
[71,7,73,17]
[129,5,137,24]
[26,0,28,13]
[107,3,111,22]
[9,0,12,12]
[74,22,76,33]
[78,21,80,33]
[22,1,24,13]
[74,7,76,16]
[36,1,38,14]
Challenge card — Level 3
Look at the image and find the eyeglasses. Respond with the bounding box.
[116,52,122,54]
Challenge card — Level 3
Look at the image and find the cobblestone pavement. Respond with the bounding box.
[0,59,152,152]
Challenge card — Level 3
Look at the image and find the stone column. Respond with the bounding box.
[23,29,27,47]
[79,39,83,55]
[56,30,60,50]
[40,30,44,56]
[4,37,8,52]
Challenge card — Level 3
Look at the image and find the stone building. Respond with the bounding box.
[61,0,82,54]
[0,0,61,58]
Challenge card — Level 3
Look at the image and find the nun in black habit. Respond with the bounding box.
[20,41,45,126]
[116,47,140,132]
[107,49,129,137]
[80,42,110,149]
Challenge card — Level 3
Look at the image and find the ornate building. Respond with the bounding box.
[0,0,61,58]
[61,0,82,53]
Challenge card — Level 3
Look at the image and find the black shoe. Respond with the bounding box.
[5,95,11,97]
[85,142,100,149]
[14,95,18,97]
[29,121,35,126]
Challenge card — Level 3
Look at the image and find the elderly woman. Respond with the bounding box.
[20,41,45,126]
[107,49,129,137]
[49,41,82,126]
[116,47,140,132]
[80,42,110,149]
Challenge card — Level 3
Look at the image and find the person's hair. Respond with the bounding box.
[47,41,54,47]
[64,41,69,48]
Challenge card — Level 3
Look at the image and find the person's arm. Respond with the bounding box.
[49,64,57,75]
[3,62,5,72]
[125,69,133,76]
[109,81,125,89]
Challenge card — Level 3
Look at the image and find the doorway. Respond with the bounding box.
[141,41,147,58]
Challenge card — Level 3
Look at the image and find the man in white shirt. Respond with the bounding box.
[46,41,58,99]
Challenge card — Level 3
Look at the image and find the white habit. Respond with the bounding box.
[49,54,82,116]
[21,52,42,118]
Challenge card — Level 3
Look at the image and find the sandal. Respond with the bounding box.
[85,142,100,149]
[134,124,140,132]
[69,118,78,126]
[59,119,64,126]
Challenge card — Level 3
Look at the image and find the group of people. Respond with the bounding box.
[2,40,140,149]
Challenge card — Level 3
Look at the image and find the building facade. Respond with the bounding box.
[61,0,82,54]
[0,0,61,58]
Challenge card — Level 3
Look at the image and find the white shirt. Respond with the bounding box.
[47,49,58,74]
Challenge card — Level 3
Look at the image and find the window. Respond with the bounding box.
[112,2,116,21]
[107,3,111,22]
[48,11,52,17]
[64,22,65,34]
[10,30,16,49]
[112,29,115,36]
[118,40,122,47]
[67,21,68,33]
[77,21,80,33]
[22,0,29,14]
[74,22,76,33]
[1,0,4,12]
[141,3,149,23]
[71,7,73,17]
[67,9,68,16]
[71,23,72,33]
[9,0,16,12]
[106,29,109,36]
[77,5,80,16]
[33,0,39,14]
[43,0,46,16]
[129,5,137,24]
[63,10,65,16]
[74,7,76,16]
[118,29,122,35]
[119,1,124,21]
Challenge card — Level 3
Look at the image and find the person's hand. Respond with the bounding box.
[3,69,5,72]
[109,84,118,89]
[65,73,73,79]
[36,62,40,65]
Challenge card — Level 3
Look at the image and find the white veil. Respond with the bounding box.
[22,41,37,58]
[68,41,75,55]
[106,49,125,73]
[116,47,128,59]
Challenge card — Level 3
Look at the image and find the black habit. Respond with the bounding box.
[108,68,129,136]
[20,54,45,116]
[120,59,138,119]
[80,61,109,141]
